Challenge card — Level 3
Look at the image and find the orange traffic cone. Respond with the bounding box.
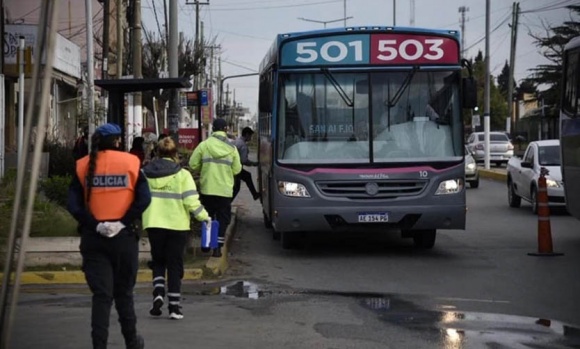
[528,167,563,257]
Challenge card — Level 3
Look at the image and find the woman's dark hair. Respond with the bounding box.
[131,136,145,150]
[85,133,120,203]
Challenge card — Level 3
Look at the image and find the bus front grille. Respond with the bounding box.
[316,180,427,199]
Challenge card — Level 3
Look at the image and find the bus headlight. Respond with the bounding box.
[435,179,464,195]
[546,178,560,188]
[278,181,311,197]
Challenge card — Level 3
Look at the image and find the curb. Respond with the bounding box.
[479,169,507,182]
[5,208,238,285]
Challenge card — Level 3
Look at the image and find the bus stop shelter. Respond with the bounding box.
[95,77,191,147]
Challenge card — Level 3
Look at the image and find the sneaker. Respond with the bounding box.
[169,306,184,320]
[149,295,163,316]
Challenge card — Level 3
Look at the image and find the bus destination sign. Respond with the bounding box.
[280,33,459,67]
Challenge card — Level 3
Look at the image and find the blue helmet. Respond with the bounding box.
[96,123,122,136]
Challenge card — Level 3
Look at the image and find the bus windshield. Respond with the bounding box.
[277,70,463,164]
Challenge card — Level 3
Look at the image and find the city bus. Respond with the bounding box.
[257,26,477,249]
[561,36,580,220]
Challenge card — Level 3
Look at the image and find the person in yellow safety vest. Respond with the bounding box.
[141,137,210,320]
[189,117,242,257]
[67,123,151,349]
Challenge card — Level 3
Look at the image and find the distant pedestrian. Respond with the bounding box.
[73,126,89,160]
[189,118,241,257]
[67,123,151,349]
[233,127,260,201]
[129,136,146,166]
[141,137,211,320]
[150,133,168,160]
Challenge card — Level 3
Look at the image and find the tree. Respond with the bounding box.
[140,30,211,120]
[526,5,580,110]
[470,50,509,130]
[497,60,515,99]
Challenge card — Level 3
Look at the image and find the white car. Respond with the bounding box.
[506,139,565,213]
[466,131,514,166]
[465,146,479,188]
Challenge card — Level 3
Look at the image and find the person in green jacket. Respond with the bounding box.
[189,118,242,257]
[142,137,210,320]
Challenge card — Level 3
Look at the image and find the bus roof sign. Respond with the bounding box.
[280,33,459,67]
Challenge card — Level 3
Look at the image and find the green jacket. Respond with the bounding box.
[189,131,242,198]
[141,158,208,231]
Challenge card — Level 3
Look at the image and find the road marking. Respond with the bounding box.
[436,297,510,304]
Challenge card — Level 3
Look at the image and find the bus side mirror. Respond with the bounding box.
[462,77,477,109]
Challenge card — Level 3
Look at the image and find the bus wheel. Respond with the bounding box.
[281,231,301,249]
[413,230,436,249]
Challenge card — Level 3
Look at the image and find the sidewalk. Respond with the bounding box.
[3,207,238,285]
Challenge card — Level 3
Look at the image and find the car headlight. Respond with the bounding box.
[546,178,560,188]
[435,178,464,195]
[278,181,311,197]
[466,163,476,171]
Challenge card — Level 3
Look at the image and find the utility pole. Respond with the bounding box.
[168,0,179,143]
[101,0,110,124]
[393,0,396,26]
[185,0,210,90]
[132,0,142,141]
[116,0,124,78]
[459,6,469,58]
[85,0,95,147]
[17,37,24,165]
[484,0,491,170]
[343,0,347,27]
[410,0,415,26]
[507,2,520,135]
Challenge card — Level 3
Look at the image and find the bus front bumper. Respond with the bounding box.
[272,204,466,233]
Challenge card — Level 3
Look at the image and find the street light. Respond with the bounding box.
[297,16,353,28]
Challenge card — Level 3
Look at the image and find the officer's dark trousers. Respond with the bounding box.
[80,228,139,349]
[233,168,259,200]
[147,228,187,306]
[200,194,231,247]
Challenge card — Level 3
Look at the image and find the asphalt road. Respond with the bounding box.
[9,174,580,348]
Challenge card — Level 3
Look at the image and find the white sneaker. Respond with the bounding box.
[149,295,164,316]
[169,306,184,320]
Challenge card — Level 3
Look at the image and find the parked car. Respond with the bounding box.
[506,139,565,213]
[466,131,514,166]
[464,146,479,188]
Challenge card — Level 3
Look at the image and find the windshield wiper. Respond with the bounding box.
[386,67,418,108]
[321,68,354,107]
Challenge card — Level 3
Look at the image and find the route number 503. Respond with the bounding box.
[376,39,444,61]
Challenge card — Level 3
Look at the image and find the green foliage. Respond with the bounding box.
[40,175,72,207]
[43,139,76,178]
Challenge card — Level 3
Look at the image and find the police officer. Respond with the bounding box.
[141,137,210,320]
[67,123,151,349]
[189,118,242,257]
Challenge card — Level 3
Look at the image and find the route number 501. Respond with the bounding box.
[296,41,363,63]
[377,39,444,61]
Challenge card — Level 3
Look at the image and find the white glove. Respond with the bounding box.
[98,221,126,238]
[96,222,108,235]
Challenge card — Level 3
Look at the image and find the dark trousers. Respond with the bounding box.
[200,194,231,247]
[233,168,259,200]
[147,228,187,307]
[80,228,139,349]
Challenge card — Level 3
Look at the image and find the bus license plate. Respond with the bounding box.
[358,212,389,223]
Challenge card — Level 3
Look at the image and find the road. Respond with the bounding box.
[10,174,580,348]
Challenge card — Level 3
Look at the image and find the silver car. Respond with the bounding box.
[464,146,479,188]
[466,131,514,166]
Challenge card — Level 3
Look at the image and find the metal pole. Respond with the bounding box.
[393,0,396,26]
[343,0,346,27]
[133,0,142,141]
[195,0,200,90]
[507,2,519,135]
[101,0,110,124]
[86,0,95,147]
[484,0,491,169]
[116,0,123,78]
[17,37,24,165]
[168,0,179,143]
